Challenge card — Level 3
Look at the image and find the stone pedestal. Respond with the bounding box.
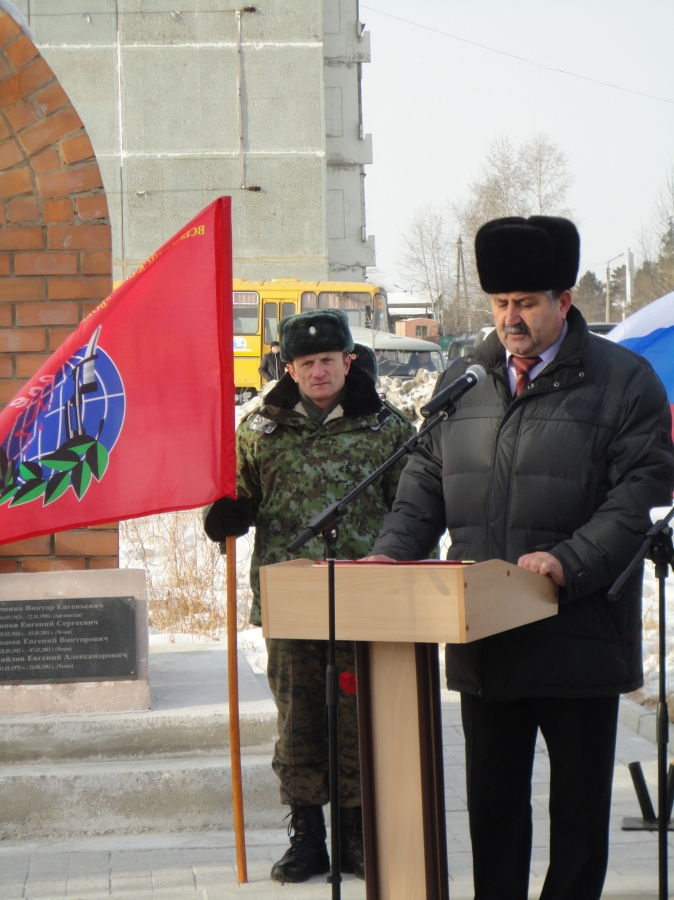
[0,569,149,715]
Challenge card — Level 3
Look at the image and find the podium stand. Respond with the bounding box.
[260,559,558,900]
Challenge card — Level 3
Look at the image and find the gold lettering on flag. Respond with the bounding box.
[176,225,206,241]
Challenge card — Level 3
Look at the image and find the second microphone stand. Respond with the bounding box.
[287,401,457,898]
[610,506,674,900]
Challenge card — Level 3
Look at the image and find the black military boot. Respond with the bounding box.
[340,805,365,880]
[270,805,330,884]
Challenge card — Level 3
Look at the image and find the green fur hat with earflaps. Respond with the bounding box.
[278,309,354,362]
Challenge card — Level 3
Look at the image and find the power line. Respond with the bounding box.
[22,1,673,106]
[361,5,674,106]
[22,8,234,15]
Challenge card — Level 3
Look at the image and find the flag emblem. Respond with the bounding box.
[0,325,125,508]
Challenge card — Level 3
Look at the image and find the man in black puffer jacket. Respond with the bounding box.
[371,216,674,900]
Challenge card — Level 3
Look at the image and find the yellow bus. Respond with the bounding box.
[233,279,388,401]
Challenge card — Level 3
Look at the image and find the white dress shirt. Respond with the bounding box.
[505,321,569,396]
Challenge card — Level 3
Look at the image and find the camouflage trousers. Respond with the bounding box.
[266,638,361,808]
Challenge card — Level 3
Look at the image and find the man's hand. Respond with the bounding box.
[203,496,253,541]
[517,552,566,586]
[360,555,396,562]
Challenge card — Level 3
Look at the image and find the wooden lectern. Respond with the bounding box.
[260,559,558,900]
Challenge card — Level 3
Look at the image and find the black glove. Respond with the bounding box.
[203,496,253,540]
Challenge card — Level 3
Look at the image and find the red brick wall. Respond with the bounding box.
[0,12,117,574]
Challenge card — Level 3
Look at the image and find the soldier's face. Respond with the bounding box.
[491,290,572,358]
[287,351,351,409]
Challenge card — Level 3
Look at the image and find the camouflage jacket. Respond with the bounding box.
[236,365,414,625]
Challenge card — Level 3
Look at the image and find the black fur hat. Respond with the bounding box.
[475,216,580,293]
[279,309,354,362]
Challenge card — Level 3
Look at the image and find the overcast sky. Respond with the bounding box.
[360,0,674,291]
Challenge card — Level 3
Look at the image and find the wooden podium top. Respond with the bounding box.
[260,559,558,644]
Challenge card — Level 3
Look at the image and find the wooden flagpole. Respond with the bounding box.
[226,534,248,883]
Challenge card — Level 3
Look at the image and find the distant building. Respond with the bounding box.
[30,0,374,283]
[395,318,439,343]
[387,291,436,331]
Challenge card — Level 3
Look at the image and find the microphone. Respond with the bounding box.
[421,364,487,418]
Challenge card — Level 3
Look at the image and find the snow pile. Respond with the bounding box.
[238,625,267,674]
[149,632,218,645]
[377,369,439,425]
[236,380,276,425]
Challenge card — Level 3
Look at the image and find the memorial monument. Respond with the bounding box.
[0,569,149,714]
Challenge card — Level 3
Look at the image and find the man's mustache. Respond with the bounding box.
[504,323,531,335]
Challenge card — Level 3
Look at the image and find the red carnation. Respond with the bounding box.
[339,671,357,695]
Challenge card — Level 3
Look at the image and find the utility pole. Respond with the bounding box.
[458,237,470,331]
[455,236,462,308]
[625,248,634,315]
[605,253,624,324]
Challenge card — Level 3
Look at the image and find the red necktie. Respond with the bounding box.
[511,356,542,396]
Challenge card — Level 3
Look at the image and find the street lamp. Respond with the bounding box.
[606,253,624,324]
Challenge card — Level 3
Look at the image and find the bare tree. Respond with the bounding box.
[120,512,254,638]
[653,166,674,235]
[520,134,573,216]
[453,137,523,245]
[452,133,574,323]
[398,134,575,335]
[453,134,572,236]
[635,166,674,307]
[399,205,459,331]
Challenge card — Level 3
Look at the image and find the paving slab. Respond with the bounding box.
[0,644,280,838]
[148,642,270,713]
[0,644,277,764]
[0,644,667,893]
[0,694,668,897]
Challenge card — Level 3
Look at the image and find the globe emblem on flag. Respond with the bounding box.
[0,326,125,508]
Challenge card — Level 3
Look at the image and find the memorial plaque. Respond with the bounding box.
[0,596,137,683]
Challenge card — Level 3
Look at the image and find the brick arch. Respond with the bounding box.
[0,10,117,574]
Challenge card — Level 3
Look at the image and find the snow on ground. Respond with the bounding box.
[148,632,219,645]
[237,626,267,674]
[635,560,674,708]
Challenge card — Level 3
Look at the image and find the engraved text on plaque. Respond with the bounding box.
[0,596,137,683]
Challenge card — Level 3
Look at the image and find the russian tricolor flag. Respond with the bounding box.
[607,291,674,436]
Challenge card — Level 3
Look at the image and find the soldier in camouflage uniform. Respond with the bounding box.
[204,309,413,884]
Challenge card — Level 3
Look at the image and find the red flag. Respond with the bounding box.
[0,197,236,545]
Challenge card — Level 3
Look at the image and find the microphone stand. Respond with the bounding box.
[287,401,457,897]
[609,506,674,900]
